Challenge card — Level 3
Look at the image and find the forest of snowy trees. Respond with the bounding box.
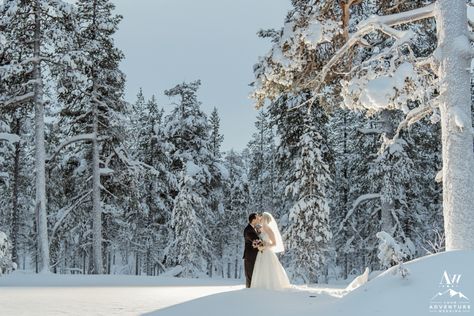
[1,0,473,284]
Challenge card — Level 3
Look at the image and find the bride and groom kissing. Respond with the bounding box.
[243,212,290,290]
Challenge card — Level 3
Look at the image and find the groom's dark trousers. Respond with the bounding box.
[243,224,259,288]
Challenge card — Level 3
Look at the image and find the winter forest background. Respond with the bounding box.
[1,0,473,285]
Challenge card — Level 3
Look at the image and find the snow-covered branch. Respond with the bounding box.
[358,4,435,28]
[47,133,96,162]
[19,56,51,66]
[394,104,433,138]
[337,193,381,233]
[112,145,162,174]
[0,92,35,110]
[357,128,384,135]
[308,3,436,95]
[0,132,20,144]
[50,190,92,241]
[352,193,381,210]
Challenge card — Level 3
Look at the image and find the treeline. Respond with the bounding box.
[1,0,446,282]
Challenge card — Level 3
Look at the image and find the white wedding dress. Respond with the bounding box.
[250,231,291,290]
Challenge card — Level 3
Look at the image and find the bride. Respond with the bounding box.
[251,212,290,290]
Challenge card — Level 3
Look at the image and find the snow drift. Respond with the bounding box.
[153,251,474,316]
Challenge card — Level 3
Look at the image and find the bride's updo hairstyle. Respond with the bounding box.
[262,212,272,224]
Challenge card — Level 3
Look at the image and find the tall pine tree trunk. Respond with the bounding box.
[135,251,140,275]
[146,191,153,276]
[146,248,151,276]
[10,115,21,266]
[33,0,50,273]
[90,0,103,274]
[436,0,474,250]
[380,110,395,234]
[91,89,103,274]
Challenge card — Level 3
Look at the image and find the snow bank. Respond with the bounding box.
[145,287,340,316]
[155,251,474,316]
[345,267,369,291]
[330,251,473,316]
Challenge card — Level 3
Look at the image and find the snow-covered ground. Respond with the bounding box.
[1,251,472,316]
[0,274,242,315]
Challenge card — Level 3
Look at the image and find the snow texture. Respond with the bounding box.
[3,250,466,316]
[0,132,20,144]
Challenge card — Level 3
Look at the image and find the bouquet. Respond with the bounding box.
[252,239,265,253]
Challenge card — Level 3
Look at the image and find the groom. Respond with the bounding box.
[243,213,261,288]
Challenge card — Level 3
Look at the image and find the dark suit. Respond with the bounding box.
[243,224,260,288]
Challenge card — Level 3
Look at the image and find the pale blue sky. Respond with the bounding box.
[112,0,291,151]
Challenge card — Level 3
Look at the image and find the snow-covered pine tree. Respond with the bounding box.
[163,80,218,277]
[328,109,378,277]
[46,130,94,274]
[253,0,349,279]
[53,0,132,274]
[169,171,210,277]
[0,0,76,273]
[331,104,440,272]
[116,88,149,275]
[338,2,440,271]
[330,112,437,275]
[284,105,333,284]
[0,231,15,275]
[331,2,440,272]
[404,120,443,255]
[221,150,250,278]
[334,112,419,273]
[266,94,305,228]
[0,10,37,271]
[0,116,17,263]
[256,0,473,250]
[128,88,146,151]
[247,110,280,215]
[207,107,226,277]
[209,107,224,158]
[253,0,448,278]
[0,121,13,235]
[124,91,175,276]
[0,110,34,270]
